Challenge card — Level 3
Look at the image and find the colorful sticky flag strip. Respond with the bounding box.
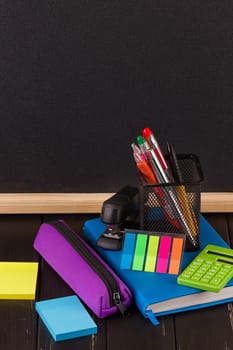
[121,230,185,275]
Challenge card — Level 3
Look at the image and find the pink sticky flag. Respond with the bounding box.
[156,236,172,273]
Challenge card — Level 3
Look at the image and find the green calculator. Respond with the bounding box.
[177,245,233,292]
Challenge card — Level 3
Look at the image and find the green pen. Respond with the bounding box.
[137,136,168,183]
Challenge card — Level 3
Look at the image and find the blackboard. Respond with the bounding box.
[0,1,232,193]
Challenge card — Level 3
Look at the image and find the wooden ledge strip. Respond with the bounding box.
[200,193,233,213]
[0,193,112,214]
[0,192,231,214]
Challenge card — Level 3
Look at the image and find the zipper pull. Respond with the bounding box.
[113,292,129,316]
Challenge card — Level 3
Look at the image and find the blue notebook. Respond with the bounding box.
[36,295,97,341]
[83,216,233,326]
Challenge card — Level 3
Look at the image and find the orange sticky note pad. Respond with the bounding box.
[0,262,39,299]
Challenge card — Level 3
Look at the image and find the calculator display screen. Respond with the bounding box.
[207,250,233,264]
[217,259,233,265]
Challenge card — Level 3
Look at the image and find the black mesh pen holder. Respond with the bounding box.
[139,154,204,251]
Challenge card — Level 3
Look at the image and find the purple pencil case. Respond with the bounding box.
[33,220,132,318]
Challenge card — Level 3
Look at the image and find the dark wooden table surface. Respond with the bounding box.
[0,213,233,350]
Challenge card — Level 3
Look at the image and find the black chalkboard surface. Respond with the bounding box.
[0,1,232,192]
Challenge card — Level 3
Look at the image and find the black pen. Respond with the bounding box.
[167,142,199,240]
[166,142,183,184]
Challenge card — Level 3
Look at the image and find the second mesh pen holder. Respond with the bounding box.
[139,154,204,251]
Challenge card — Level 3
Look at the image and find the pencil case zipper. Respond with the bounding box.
[50,220,127,315]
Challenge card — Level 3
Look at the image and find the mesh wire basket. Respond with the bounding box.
[139,154,204,251]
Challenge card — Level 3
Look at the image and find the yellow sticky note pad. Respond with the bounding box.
[0,262,38,299]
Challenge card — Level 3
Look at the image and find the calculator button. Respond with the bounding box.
[218,272,226,277]
[191,275,201,281]
[223,265,231,269]
[222,266,231,272]
[199,268,209,274]
[206,272,214,278]
[214,263,222,268]
[200,277,211,283]
[189,266,200,272]
[210,278,222,285]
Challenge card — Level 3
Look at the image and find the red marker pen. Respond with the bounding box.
[142,127,169,172]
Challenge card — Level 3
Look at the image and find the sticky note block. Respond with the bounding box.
[36,295,97,341]
[120,233,136,270]
[144,235,160,272]
[132,234,148,271]
[0,262,38,299]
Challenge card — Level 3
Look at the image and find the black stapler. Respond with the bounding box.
[97,186,139,250]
